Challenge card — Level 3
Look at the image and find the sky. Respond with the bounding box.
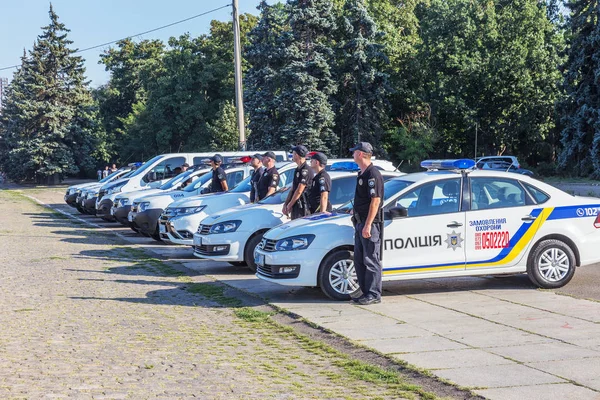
[0,0,268,87]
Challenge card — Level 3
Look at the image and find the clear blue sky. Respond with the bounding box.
[0,0,268,87]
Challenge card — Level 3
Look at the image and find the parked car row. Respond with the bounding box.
[65,154,600,301]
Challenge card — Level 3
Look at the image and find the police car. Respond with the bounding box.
[111,166,211,227]
[65,167,132,209]
[129,165,253,240]
[193,170,404,270]
[255,159,600,300]
[159,162,295,245]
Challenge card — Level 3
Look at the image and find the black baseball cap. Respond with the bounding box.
[349,142,374,154]
[251,153,262,161]
[311,152,327,165]
[181,162,190,168]
[209,155,222,164]
[262,151,276,160]
[291,145,308,157]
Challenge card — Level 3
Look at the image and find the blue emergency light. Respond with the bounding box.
[329,161,360,171]
[420,159,476,170]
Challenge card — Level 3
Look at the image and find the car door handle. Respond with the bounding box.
[447,221,463,228]
[521,215,537,221]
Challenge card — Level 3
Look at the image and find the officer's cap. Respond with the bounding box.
[349,142,373,154]
[311,152,327,165]
[209,155,223,164]
[262,151,276,160]
[251,153,262,161]
[291,145,309,158]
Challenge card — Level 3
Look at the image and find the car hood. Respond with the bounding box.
[69,182,98,191]
[264,212,353,240]
[101,177,130,191]
[116,188,160,202]
[201,202,281,226]
[168,192,250,209]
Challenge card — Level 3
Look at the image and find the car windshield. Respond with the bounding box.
[100,169,128,183]
[159,169,199,190]
[231,175,252,193]
[334,179,413,213]
[127,155,162,178]
[183,171,212,192]
[258,186,291,204]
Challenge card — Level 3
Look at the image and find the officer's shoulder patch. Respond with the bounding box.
[302,169,307,176]
[319,177,325,184]
[368,178,375,187]
[273,173,278,178]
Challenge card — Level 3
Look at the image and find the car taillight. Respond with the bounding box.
[594,214,600,228]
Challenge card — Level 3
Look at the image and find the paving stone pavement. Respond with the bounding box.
[0,188,440,399]
[13,182,600,400]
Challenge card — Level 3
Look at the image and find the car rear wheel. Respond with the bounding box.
[318,250,360,301]
[150,223,162,242]
[244,233,264,272]
[527,239,576,289]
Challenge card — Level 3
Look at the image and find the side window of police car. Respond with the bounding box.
[227,171,244,188]
[143,157,185,183]
[279,169,295,188]
[330,177,356,205]
[387,178,461,217]
[470,178,527,210]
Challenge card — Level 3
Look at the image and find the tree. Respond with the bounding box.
[207,101,240,151]
[276,0,337,153]
[244,1,288,150]
[558,0,600,177]
[334,0,390,156]
[0,5,105,182]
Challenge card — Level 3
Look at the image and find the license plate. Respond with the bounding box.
[159,224,166,233]
[254,253,265,266]
[127,214,133,222]
[194,236,202,246]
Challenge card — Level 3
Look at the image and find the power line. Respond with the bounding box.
[0,3,231,72]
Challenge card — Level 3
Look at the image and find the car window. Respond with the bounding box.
[258,186,291,204]
[386,178,461,217]
[227,171,245,188]
[329,177,357,205]
[523,183,550,204]
[142,156,186,183]
[279,168,295,187]
[183,172,212,192]
[231,175,252,193]
[193,156,210,166]
[470,178,527,210]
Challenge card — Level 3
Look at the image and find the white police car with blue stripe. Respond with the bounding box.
[255,159,600,300]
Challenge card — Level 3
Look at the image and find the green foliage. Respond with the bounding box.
[0,6,105,181]
[207,101,240,151]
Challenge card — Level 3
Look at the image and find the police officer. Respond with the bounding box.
[209,155,228,193]
[350,142,384,305]
[283,145,314,219]
[249,153,265,203]
[256,151,280,201]
[308,152,332,213]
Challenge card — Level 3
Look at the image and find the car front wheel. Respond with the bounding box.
[527,239,576,289]
[318,250,360,301]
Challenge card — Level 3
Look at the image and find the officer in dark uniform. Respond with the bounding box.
[308,152,332,213]
[256,151,280,201]
[350,142,384,305]
[283,145,314,220]
[249,153,265,203]
[209,155,228,193]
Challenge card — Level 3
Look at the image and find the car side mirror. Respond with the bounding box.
[388,206,408,220]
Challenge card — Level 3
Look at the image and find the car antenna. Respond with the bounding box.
[394,160,404,172]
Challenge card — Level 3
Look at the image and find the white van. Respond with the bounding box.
[95,151,286,221]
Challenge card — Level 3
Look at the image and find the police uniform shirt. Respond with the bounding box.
[256,166,279,200]
[292,162,314,193]
[249,166,265,202]
[353,164,384,223]
[308,169,332,212]
[211,167,227,193]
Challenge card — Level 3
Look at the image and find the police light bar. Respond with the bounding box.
[307,151,317,158]
[239,156,252,163]
[330,161,360,171]
[420,159,476,170]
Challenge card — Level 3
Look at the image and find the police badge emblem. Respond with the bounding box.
[445,231,464,251]
[368,179,375,187]
[359,178,363,185]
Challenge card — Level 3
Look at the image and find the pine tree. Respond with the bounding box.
[0,5,105,182]
[207,101,240,151]
[335,0,390,156]
[244,1,288,150]
[276,0,337,153]
[558,0,600,177]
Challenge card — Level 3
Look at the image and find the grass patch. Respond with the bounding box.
[49,256,69,260]
[14,308,36,312]
[186,283,243,308]
[235,308,275,323]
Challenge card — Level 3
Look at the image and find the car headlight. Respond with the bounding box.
[118,198,129,207]
[209,220,241,234]
[138,202,150,212]
[275,235,315,251]
[172,205,206,216]
[107,183,125,194]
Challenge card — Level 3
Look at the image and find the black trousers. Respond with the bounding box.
[291,202,309,220]
[354,222,382,299]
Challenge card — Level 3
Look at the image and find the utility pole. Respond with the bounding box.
[232,0,246,150]
[474,122,478,160]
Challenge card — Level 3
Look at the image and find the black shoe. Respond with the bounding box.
[358,295,381,305]
[350,295,363,303]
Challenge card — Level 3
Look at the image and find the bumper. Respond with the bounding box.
[254,247,322,287]
[134,208,164,235]
[192,231,247,261]
[96,199,115,221]
[113,205,132,226]
[159,214,202,245]
[65,193,78,207]
[84,197,97,213]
